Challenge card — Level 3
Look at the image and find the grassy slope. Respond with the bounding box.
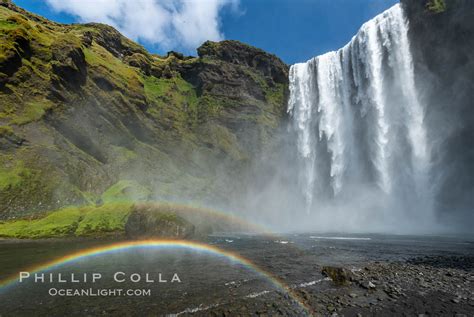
[0,203,130,238]
[0,204,131,238]
[0,201,248,238]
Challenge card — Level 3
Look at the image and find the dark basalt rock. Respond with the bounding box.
[165,50,194,60]
[322,266,355,286]
[82,22,150,59]
[124,52,151,75]
[51,39,87,89]
[197,40,288,84]
[0,129,26,150]
[125,207,195,239]
[0,18,31,82]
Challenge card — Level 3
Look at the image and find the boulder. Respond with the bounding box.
[321,266,354,286]
[125,206,195,239]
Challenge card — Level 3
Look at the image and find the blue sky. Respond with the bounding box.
[15,0,398,64]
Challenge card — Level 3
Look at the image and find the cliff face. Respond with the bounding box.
[402,0,474,226]
[2,0,472,228]
[0,1,288,219]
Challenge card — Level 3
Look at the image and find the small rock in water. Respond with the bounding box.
[360,281,376,290]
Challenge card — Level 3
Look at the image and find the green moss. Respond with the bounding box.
[144,76,172,98]
[75,203,132,236]
[0,125,13,136]
[0,6,12,19]
[83,44,140,88]
[143,75,199,130]
[0,11,57,127]
[240,66,285,108]
[265,83,285,107]
[0,202,204,238]
[0,27,29,63]
[101,180,151,203]
[133,206,188,227]
[0,207,82,238]
[71,23,148,57]
[426,0,446,13]
[10,99,52,125]
[0,160,32,191]
[203,124,245,161]
[196,94,226,120]
[0,19,17,30]
[155,212,182,223]
[144,75,197,102]
[21,58,51,81]
[0,203,134,238]
[6,14,31,29]
[0,201,255,239]
[243,66,267,89]
[109,145,137,164]
[0,219,29,237]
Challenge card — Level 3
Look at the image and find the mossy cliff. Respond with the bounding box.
[0,1,289,220]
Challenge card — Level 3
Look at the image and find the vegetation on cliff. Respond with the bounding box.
[0,203,131,238]
[0,1,289,226]
[426,0,446,13]
[0,201,256,238]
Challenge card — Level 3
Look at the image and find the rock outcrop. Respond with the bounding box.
[125,207,195,239]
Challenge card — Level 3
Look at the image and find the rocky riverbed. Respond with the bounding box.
[304,257,474,316]
[0,234,473,316]
[193,254,474,316]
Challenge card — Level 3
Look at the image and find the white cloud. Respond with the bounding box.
[45,0,239,52]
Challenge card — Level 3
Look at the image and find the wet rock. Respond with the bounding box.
[360,281,376,290]
[0,129,26,150]
[322,266,354,286]
[125,206,195,238]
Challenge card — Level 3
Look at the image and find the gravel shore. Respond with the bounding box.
[0,235,473,316]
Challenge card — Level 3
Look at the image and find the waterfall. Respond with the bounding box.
[288,4,432,223]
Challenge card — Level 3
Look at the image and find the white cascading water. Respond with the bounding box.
[288,4,433,228]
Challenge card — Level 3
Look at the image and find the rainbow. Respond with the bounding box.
[0,239,311,314]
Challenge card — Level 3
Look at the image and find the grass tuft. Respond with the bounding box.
[0,161,32,191]
[426,0,446,13]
